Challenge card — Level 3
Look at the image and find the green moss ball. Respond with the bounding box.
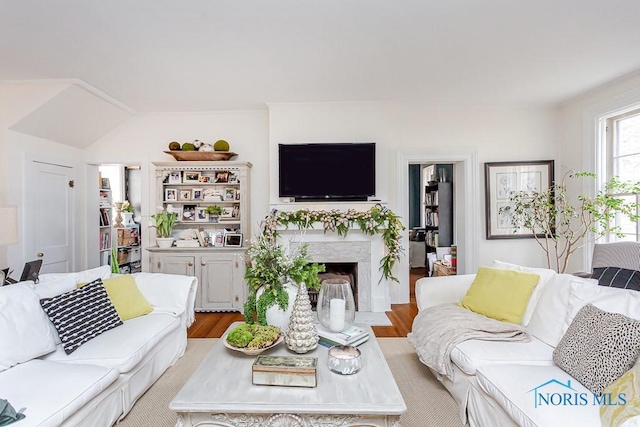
[182,142,196,151]
[214,140,230,151]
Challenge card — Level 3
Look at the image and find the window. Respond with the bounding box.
[604,110,640,242]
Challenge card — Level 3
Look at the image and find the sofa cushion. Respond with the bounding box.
[0,359,118,427]
[491,260,557,326]
[451,336,554,375]
[593,266,640,291]
[33,276,78,299]
[40,279,123,354]
[600,364,640,427]
[0,282,57,372]
[459,266,540,324]
[527,274,598,347]
[567,281,640,325]
[38,264,111,285]
[553,304,640,395]
[79,275,153,321]
[476,364,602,427]
[41,312,180,374]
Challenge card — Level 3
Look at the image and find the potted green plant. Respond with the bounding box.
[243,235,325,329]
[151,206,178,248]
[205,205,223,223]
[501,171,640,273]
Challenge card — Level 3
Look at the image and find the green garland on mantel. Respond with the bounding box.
[261,204,405,283]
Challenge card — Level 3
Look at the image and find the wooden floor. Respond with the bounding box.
[187,267,426,338]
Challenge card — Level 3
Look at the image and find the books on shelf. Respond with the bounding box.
[317,325,369,347]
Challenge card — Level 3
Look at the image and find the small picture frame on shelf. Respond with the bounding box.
[232,204,240,218]
[178,189,192,201]
[219,206,233,218]
[182,205,196,221]
[101,178,111,189]
[203,188,223,202]
[235,189,241,201]
[224,188,236,201]
[167,171,182,184]
[214,170,229,183]
[192,188,203,200]
[195,207,208,222]
[199,175,211,183]
[224,233,243,247]
[165,188,178,202]
[228,171,239,184]
[183,171,201,183]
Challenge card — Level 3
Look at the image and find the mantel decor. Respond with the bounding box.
[262,204,405,283]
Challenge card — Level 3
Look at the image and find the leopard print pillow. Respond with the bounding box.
[553,303,640,395]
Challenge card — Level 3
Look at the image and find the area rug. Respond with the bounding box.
[118,338,463,427]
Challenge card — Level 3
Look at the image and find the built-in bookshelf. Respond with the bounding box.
[99,181,112,266]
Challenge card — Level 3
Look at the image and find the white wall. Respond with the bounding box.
[268,102,560,303]
[559,70,640,273]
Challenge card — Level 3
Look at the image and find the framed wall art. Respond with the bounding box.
[484,160,554,239]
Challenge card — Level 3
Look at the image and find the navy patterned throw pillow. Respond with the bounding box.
[592,267,640,291]
[40,278,123,354]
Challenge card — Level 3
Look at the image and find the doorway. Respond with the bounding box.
[396,149,480,297]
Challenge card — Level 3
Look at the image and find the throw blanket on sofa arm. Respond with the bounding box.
[407,303,530,380]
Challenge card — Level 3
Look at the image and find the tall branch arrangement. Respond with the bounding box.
[261,205,405,283]
[501,171,640,273]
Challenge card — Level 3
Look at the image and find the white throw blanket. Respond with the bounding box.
[133,273,198,327]
[407,303,530,380]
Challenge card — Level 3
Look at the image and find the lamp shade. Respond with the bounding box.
[0,206,18,246]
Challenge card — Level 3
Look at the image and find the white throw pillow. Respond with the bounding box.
[38,265,111,285]
[0,282,57,371]
[567,282,640,323]
[33,276,78,299]
[491,260,557,326]
[527,274,597,347]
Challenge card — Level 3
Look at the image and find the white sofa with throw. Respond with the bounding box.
[410,250,640,427]
[0,265,198,427]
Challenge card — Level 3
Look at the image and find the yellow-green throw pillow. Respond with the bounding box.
[601,365,640,427]
[79,275,152,321]
[459,266,540,323]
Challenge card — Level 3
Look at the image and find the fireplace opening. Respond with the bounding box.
[308,262,358,310]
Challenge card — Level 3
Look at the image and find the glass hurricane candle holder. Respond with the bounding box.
[317,278,356,333]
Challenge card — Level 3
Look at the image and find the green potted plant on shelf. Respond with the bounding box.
[501,171,640,273]
[243,235,325,329]
[151,206,178,248]
[205,205,224,223]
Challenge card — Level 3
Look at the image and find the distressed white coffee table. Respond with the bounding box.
[170,323,406,427]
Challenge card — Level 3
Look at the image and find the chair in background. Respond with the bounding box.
[591,241,640,271]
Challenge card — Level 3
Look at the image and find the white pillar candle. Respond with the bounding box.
[329,298,346,332]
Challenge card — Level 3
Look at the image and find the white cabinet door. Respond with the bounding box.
[151,254,196,276]
[200,253,238,311]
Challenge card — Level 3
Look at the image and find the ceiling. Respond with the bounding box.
[2,0,640,113]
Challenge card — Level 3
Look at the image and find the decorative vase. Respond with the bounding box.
[156,237,174,249]
[113,202,124,228]
[284,283,319,354]
[317,279,356,333]
[209,215,220,223]
[256,281,298,332]
[123,212,135,226]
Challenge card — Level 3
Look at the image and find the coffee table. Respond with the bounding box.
[170,323,406,426]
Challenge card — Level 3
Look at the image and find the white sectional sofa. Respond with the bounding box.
[0,266,197,427]
[411,261,640,427]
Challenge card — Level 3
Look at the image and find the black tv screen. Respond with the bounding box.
[279,143,376,201]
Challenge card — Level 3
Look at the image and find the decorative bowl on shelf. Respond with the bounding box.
[223,334,283,356]
[163,151,238,161]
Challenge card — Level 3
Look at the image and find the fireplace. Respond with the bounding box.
[309,262,358,310]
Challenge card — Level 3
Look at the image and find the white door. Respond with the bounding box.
[25,160,75,274]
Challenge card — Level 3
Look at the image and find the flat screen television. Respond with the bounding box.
[278,143,376,202]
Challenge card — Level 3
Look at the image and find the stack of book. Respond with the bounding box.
[317,325,369,348]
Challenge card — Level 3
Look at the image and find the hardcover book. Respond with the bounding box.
[316,325,369,346]
[252,355,318,388]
